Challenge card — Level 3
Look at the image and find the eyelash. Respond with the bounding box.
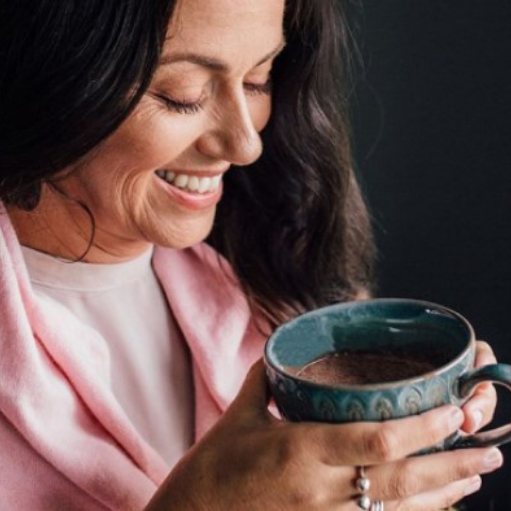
[163,99,203,115]
[163,79,273,115]
[244,80,273,96]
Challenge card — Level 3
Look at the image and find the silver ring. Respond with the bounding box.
[355,467,384,511]
[355,466,371,510]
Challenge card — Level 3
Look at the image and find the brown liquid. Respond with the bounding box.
[297,351,437,385]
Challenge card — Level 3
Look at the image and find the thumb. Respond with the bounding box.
[228,359,273,422]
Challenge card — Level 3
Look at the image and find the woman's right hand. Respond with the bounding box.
[146,360,503,511]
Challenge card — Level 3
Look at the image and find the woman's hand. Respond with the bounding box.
[461,340,498,433]
[146,360,502,511]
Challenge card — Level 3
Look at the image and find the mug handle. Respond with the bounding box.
[451,363,511,449]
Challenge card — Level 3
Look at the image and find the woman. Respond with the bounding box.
[0,0,500,509]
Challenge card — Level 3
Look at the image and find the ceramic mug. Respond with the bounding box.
[264,298,511,450]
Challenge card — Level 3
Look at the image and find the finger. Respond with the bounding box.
[367,447,502,501]
[462,340,498,432]
[305,405,465,465]
[461,383,498,432]
[474,340,497,366]
[386,475,482,511]
[227,359,273,423]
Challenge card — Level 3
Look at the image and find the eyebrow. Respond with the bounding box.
[159,39,287,72]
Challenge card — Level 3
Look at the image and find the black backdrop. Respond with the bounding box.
[351,1,511,509]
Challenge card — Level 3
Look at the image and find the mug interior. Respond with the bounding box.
[265,299,473,377]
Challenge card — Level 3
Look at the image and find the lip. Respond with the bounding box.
[154,171,224,211]
[164,168,230,177]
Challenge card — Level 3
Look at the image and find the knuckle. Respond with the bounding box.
[274,431,299,466]
[365,427,399,462]
[291,487,325,509]
[275,428,315,467]
[279,468,327,508]
[452,456,478,481]
[301,487,328,509]
[288,485,311,505]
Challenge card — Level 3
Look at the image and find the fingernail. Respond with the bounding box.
[482,448,503,473]
[471,410,483,431]
[464,476,482,496]
[448,408,464,430]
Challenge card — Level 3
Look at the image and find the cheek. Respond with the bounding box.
[110,103,201,168]
[78,169,152,232]
[251,97,272,132]
[112,121,176,168]
[72,167,132,213]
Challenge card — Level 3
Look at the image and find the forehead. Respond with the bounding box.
[166,0,285,66]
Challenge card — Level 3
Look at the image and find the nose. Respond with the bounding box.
[196,92,263,166]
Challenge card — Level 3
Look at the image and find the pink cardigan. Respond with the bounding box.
[0,207,266,510]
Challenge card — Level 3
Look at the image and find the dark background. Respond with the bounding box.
[351,1,511,509]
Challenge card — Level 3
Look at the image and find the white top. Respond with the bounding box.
[21,245,194,468]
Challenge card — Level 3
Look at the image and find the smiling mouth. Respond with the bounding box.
[155,170,223,194]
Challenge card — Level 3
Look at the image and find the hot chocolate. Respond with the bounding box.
[297,350,437,385]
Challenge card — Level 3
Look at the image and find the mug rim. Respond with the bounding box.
[264,297,476,391]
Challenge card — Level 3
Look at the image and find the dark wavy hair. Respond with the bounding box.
[0,0,374,328]
[210,0,374,325]
[0,0,175,208]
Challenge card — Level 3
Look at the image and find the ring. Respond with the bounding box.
[355,466,371,510]
[354,467,384,511]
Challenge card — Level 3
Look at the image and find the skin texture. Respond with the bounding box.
[147,342,499,511]
[9,0,283,263]
[8,0,500,508]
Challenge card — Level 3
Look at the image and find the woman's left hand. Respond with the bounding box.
[461,341,498,433]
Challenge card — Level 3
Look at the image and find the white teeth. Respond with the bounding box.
[174,174,189,189]
[156,170,222,194]
[188,176,200,192]
[199,177,211,193]
[209,175,221,192]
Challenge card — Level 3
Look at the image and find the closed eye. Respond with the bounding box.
[160,95,204,115]
[244,79,273,96]
[159,78,272,115]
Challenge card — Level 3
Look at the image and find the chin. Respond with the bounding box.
[153,219,215,250]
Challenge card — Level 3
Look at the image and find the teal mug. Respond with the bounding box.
[264,298,511,450]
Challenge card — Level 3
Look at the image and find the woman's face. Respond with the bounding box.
[41,0,285,261]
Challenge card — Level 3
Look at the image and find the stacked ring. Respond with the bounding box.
[355,466,371,510]
[354,467,384,511]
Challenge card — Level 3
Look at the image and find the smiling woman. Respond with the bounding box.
[0,0,502,510]
[6,0,282,260]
